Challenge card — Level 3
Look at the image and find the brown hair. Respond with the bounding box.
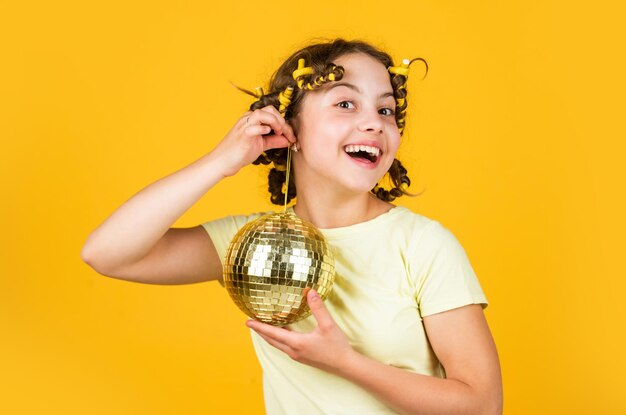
[240,38,428,205]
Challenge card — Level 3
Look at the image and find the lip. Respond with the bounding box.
[344,151,382,169]
[344,141,384,156]
[343,140,384,169]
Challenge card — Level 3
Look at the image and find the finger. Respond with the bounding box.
[244,124,271,137]
[261,106,297,144]
[263,135,292,151]
[262,105,287,123]
[238,111,253,126]
[307,290,335,331]
[248,108,286,135]
[280,122,297,144]
[254,331,295,356]
[246,319,295,345]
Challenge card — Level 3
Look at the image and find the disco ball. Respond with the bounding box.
[223,211,335,326]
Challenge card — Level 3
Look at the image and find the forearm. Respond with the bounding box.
[338,351,497,415]
[81,150,227,270]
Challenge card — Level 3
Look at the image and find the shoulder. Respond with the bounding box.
[403,213,488,316]
[390,208,474,274]
[200,210,273,234]
[199,210,274,260]
[385,206,442,245]
[389,207,462,248]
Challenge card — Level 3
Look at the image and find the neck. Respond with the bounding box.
[292,183,395,229]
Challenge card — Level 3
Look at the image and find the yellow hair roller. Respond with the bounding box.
[278,86,294,114]
[388,58,411,77]
[292,58,315,89]
[254,86,264,99]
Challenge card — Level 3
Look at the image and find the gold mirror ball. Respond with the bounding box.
[223,211,336,326]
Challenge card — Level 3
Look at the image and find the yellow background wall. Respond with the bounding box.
[2,1,624,413]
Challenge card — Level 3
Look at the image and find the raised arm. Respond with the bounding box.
[80,106,296,284]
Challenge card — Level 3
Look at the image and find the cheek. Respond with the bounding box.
[294,122,315,149]
[387,131,402,154]
[381,155,396,173]
[324,112,353,127]
[297,116,345,148]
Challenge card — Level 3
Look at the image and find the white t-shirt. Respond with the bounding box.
[202,205,488,414]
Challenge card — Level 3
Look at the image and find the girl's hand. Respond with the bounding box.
[246,290,355,376]
[211,105,297,177]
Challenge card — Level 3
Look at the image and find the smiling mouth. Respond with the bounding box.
[344,144,382,163]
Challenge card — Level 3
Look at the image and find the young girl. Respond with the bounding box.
[82,39,503,414]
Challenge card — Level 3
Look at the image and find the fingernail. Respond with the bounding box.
[310,290,319,300]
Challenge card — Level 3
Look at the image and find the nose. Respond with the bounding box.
[356,106,384,134]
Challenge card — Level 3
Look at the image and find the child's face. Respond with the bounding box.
[293,53,401,196]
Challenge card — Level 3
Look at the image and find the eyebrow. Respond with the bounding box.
[326,81,395,99]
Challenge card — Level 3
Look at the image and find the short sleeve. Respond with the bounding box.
[410,221,489,317]
[200,211,270,286]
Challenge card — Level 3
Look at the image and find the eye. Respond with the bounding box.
[379,107,395,116]
[337,100,355,109]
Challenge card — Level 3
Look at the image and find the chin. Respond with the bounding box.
[345,180,380,195]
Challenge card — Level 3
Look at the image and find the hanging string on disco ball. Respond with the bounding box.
[223,135,336,327]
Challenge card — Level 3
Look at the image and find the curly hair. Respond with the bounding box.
[239,38,428,205]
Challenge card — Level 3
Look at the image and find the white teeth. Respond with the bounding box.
[345,145,381,157]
